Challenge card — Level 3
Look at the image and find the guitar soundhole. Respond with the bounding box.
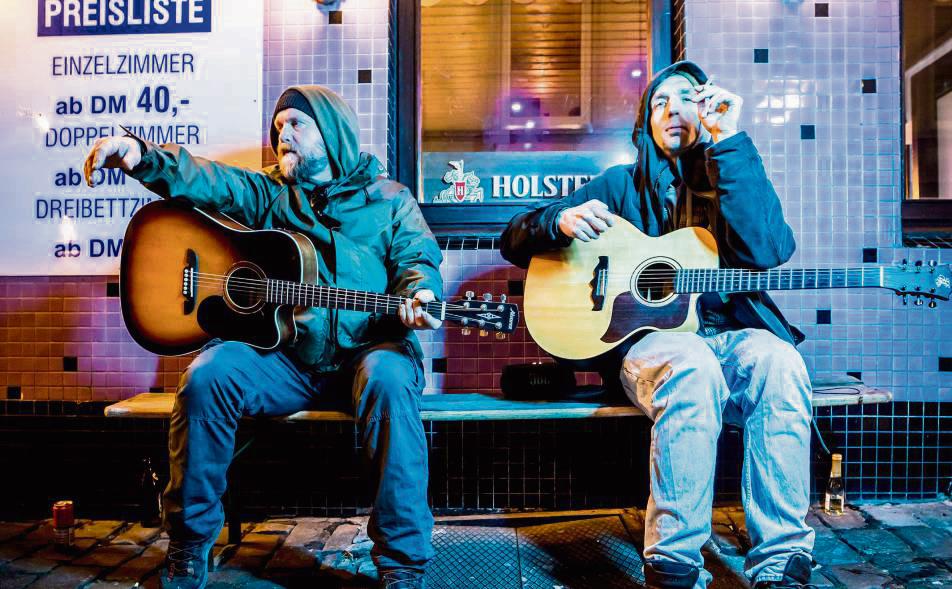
[225,265,266,313]
[634,261,676,303]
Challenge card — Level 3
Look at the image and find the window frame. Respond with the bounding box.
[900,0,952,245]
[388,0,675,233]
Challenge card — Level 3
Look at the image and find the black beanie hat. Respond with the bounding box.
[271,88,318,148]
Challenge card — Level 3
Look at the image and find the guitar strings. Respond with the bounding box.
[188,279,475,312]
[587,268,882,288]
[186,277,491,324]
[184,272,496,312]
[186,273,467,308]
[192,277,880,296]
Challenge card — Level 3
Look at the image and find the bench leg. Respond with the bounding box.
[226,486,242,545]
[226,436,256,543]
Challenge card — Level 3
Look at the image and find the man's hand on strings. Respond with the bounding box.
[557,199,615,242]
[399,289,442,330]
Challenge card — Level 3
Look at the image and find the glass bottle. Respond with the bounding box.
[823,453,845,516]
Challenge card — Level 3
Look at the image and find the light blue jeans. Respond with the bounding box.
[619,328,814,587]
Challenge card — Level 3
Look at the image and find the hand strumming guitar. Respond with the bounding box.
[557,199,615,242]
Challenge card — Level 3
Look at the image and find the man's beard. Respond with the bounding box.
[279,148,331,183]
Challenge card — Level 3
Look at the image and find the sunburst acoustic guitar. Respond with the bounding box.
[524,217,950,360]
[120,199,519,356]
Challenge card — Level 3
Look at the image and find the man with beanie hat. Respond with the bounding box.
[500,62,815,589]
[84,85,442,589]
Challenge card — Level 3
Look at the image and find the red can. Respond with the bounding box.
[52,500,74,529]
[52,500,75,549]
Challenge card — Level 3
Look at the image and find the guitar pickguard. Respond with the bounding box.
[599,292,693,343]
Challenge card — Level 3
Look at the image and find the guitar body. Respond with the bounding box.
[120,199,317,356]
[524,218,719,360]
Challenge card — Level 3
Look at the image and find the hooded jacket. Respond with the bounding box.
[500,61,804,364]
[127,85,443,370]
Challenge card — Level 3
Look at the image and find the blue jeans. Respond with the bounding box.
[620,328,814,587]
[162,339,434,572]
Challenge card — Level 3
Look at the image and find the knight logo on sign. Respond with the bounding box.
[434,160,484,203]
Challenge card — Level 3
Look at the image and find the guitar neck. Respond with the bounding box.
[265,279,444,318]
[674,267,884,294]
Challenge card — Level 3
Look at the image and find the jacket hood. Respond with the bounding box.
[629,61,712,234]
[271,85,384,198]
[632,60,709,144]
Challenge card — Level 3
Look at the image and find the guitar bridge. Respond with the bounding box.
[590,256,608,311]
[183,249,197,315]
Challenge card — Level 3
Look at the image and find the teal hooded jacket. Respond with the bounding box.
[127,85,443,370]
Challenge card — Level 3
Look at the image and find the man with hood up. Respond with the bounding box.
[84,86,442,589]
[500,62,815,589]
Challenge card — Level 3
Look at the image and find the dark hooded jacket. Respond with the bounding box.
[127,85,443,370]
[500,61,803,371]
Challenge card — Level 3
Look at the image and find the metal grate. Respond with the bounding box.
[517,516,645,588]
[428,525,521,589]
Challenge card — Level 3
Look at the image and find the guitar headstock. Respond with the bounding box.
[445,291,520,339]
[882,260,950,307]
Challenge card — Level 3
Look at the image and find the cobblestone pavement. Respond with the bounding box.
[0,501,950,588]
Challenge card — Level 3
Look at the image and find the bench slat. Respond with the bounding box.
[105,387,892,421]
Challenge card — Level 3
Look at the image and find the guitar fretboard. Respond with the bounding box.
[674,268,882,294]
[265,280,444,317]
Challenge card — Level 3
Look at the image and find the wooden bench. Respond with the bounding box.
[105,377,891,421]
[103,377,890,551]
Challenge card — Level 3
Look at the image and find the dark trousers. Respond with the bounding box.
[162,339,434,571]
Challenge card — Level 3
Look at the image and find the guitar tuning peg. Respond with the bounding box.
[928,260,937,268]
[465,290,474,300]
[482,293,492,301]
[915,296,924,306]
[902,294,908,305]
[929,299,937,309]
[500,294,507,303]
[479,329,488,337]
[901,258,908,266]
[461,327,472,336]
[495,332,507,340]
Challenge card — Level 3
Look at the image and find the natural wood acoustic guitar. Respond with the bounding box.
[524,217,950,360]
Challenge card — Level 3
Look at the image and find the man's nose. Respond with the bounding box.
[667,97,684,116]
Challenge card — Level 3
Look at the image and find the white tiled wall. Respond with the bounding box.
[263,0,390,164]
[684,0,948,401]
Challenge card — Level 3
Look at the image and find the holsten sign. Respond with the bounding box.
[421,151,627,204]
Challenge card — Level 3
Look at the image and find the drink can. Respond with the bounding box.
[52,500,74,529]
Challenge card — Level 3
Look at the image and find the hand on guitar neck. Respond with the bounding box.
[557,199,615,242]
[398,290,442,330]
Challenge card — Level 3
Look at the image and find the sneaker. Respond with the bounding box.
[379,568,426,589]
[644,559,701,588]
[159,538,214,589]
[752,554,817,589]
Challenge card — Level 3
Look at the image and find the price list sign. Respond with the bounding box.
[0,0,262,275]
